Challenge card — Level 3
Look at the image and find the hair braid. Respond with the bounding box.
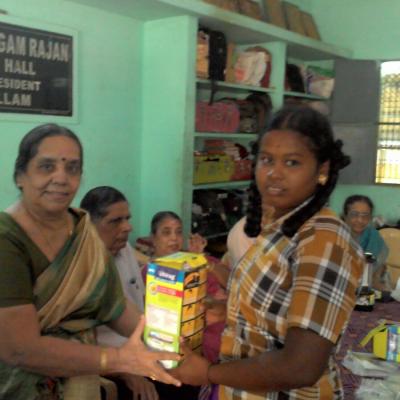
[244,137,263,237]
[244,178,262,237]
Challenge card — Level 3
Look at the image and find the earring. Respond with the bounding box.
[318,175,328,186]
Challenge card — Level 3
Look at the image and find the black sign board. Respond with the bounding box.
[0,21,73,116]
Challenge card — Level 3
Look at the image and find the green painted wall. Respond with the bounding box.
[329,184,400,225]
[139,16,196,237]
[309,0,400,60]
[0,0,145,236]
[307,0,400,223]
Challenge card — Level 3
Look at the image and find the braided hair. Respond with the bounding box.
[244,137,262,237]
[245,105,350,238]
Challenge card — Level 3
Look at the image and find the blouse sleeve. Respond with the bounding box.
[286,220,363,344]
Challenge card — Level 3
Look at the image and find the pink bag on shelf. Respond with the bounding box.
[231,159,252,181]
[195,101,240,133]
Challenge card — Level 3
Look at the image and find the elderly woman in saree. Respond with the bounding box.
[0,124,181,400]
[343,195,389,289]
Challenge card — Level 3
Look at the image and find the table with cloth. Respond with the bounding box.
[336,300,400,399]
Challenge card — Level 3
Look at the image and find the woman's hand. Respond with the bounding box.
[122,374,159,400]
[208,261,231,289]
[118,316,181,386]
[202,298,227,325]
[188,233,207,254]
[170,340,210,386]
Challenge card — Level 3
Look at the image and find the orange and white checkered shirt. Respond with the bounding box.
[219,207,364,400]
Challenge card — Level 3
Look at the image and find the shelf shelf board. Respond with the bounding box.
[197,79,275,94]
[193,180,251,190]
[69,0,352,60]
[284,91,330,101]
[194,132,258,139]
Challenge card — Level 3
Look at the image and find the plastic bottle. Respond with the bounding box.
[355,252,375,312]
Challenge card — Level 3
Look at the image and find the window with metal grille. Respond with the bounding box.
[376,61,400,184]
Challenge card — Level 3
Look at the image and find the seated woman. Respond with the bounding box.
[151,211,228,343]
[343,195,389,289]
[140,211,228,300]
[0,124,181,400]
[139,211,228,399]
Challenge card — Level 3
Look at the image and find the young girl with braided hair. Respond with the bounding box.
[171,105,364,400]
[245,105,352,239]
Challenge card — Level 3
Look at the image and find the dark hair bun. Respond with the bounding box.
[333,140,351,170]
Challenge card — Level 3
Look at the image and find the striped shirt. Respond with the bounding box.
[219,207,364,400]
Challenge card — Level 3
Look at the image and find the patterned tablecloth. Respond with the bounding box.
[335,301,400,399]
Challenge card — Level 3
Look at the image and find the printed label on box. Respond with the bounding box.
[144,252,208,368]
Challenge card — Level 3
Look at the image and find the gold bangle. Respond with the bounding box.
[100,348,108,373]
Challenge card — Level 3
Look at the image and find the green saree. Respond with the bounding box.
[0,209,125,400]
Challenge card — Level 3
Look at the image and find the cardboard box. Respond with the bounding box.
[263,0,287,29]
[144,252,208,368]
[301,12,321,40]
[203,0,239,12]
[237,0,262,20]
[360,321,400,363]
[372,324,400,363]
[282,2,306,35]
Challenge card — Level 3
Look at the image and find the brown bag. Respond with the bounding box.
[196,30,209,79]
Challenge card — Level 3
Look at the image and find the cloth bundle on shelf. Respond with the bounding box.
[234,46,272,87]
[303,65,335,98]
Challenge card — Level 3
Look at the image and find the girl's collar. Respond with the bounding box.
[261,196,314,232]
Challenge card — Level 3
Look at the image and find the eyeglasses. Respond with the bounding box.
[347,210,371,219]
